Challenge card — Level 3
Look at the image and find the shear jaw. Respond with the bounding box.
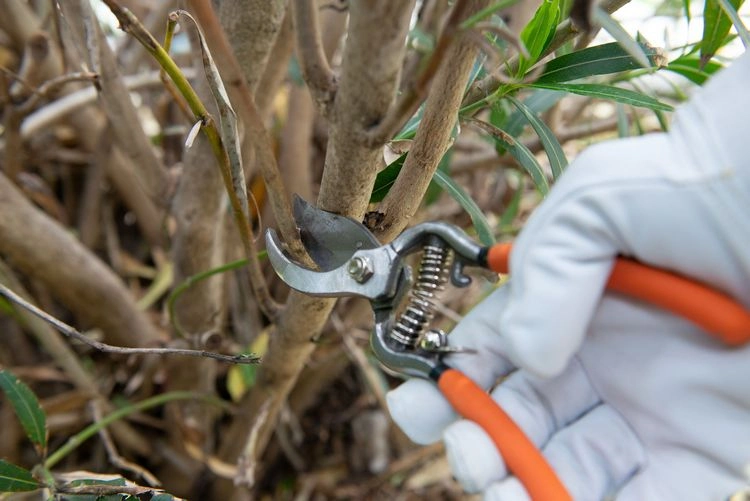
[265,229,404,301]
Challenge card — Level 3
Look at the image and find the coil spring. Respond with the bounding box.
[390,241,452,348]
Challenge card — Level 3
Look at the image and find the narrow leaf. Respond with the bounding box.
[518,0,561,75]
[666,55,724,84]
[0,370,46,451]
[466,118,550,194]
[498,171,525,230]
[506,96,568,178]
[591,7,652,68]
[529,82,674,111]
[715,0,750,47]
[370,154,406,203]
[431,169,496,245]
[176,11,249,222]
[616,103,630,137]
[701,0,744,66]
[502,90,562,137]
[537,42,664,83]
[0,459,40,492]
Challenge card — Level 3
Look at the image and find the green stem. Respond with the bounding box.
[44,391,227,470]
[167,252,267,337]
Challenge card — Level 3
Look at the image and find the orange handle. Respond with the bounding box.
[486,243,750,346]
[437,368,572,501]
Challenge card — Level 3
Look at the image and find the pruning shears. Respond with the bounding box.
[265,196,750,501]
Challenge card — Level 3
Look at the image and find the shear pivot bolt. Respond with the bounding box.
[348,256,373,283]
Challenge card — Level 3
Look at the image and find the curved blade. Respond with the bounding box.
[265,228,401,301]
[293,195,380,271]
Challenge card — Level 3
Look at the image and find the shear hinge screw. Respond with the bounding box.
[348,256,373,283]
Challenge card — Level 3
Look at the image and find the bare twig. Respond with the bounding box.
[292,0,337,112]
[58,1,169,210]
[0,284,261,365]
[91,401,161,486]
[20,69,194,139]
[255,8,295,119]
[183,0,310,266]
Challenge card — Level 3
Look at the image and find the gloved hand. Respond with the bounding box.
[387,50,750,500]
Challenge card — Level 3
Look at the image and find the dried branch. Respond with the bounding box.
[376,0,492,241]
[292,0,337,112]
[57,0,169,211]
[255,8,295,119]
[0,284,261,365]
[0,171,158,347]
[101,0,283,315]
[20,69,192,139]
[183,0,310,266]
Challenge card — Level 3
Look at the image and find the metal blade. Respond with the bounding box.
[293,195,380,271]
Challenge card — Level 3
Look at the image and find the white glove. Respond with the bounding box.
[387,50,750,500]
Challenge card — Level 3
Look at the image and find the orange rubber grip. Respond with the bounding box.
[438,368,572,501]
[486,243,750,346]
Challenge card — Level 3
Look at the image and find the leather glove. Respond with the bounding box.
[387,50,750,500]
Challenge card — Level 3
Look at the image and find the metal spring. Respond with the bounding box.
[390,241,452,347]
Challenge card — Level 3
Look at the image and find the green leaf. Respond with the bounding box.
[0,460,40,492]
[370,153,406,203]
[666,54,724,84]
[616,103,630,137]
[498,171,525,230]
[715,0,750,46]
[506,96,567,178]
[518,0,561,75]
[431,170,496,245]
[528,82,674,111]
[502,90,562,137]
[0,370,46,451]
[537,42,663,83]
[468,118,550,194]
[591,7,652,68]
[701,0,745,66]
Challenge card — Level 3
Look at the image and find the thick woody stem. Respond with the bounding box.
[376,0,492,241]
[317,0,417,218]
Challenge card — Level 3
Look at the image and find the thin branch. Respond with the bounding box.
[292,0,337,112]
[0,285,261,365]
[100,0,283,316]
[20,69,195,139]
[58,1,169,210]
[364,0,472,145]
[91,401,161,486]
[184,0,312,267]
